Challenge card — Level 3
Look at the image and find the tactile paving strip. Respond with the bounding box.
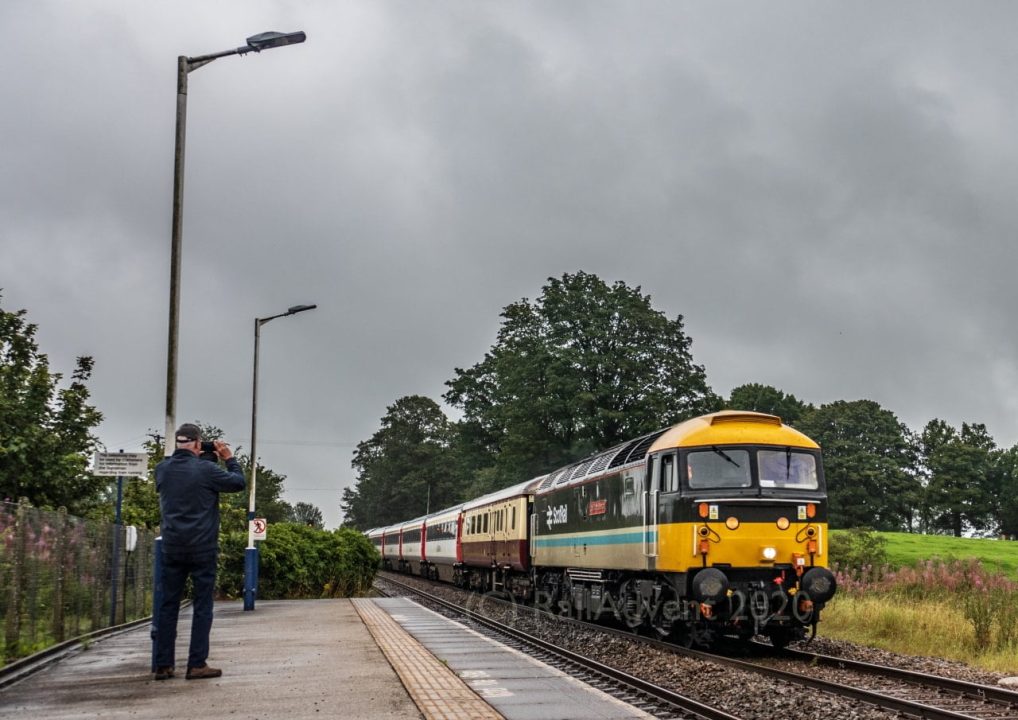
[352,598,504,720]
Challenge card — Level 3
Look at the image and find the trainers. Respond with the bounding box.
[154,666,175,680]
[185,664,222,680]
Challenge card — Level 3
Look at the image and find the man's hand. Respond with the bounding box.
[213,440,234,461]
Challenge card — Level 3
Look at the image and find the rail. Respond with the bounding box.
[377,574,740,720]
[378,571,1017,720]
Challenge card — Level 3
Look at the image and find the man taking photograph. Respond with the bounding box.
[153,423,245,680]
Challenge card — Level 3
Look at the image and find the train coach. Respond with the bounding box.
[420,504,462,582]
[372,410,836,648]
[396,516,427,575]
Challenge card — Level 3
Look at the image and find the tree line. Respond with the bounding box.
[341,272,1018,538]
[0,293,324,529]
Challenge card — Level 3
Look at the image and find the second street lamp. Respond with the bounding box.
[163,30,307,459]
[244,303,317,611]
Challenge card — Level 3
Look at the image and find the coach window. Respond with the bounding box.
[483,513,489,534]
[511,506,516,530]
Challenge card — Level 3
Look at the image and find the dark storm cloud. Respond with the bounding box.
[3,1,1018,527]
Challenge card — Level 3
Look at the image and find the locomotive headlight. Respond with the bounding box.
[725,516,740,530]
[776,517,790,530]
[692,568,729,603]
[761,546,778,561]
[801,567,837,603]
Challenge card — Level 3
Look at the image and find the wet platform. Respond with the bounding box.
[357,597,651,720]
[0,597,651,720]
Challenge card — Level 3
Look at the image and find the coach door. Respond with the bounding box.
[643,455,659,568]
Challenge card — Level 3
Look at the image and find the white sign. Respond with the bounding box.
[251,518,268,541]
[125,525,138,553]
[93,452,149,477]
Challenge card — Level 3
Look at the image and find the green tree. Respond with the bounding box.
[727,383,811,424]
[342,395,464,529]
[122,425,294,534]
[227,454,292,525]
[994,445,1018,539]
[291,501,325,529]
[921,420,997,537]
[117,434,163,529]
[444,271,720,492]
[0,297,104,514]
[796,400,918,530]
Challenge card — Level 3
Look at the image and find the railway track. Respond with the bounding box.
[377,571,1018,720]
[376,575,739,720]
[758,645,1018,720]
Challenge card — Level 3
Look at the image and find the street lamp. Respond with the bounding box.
[163,30,307,458]
[244,303,317,611]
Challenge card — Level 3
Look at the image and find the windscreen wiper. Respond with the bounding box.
[711,446,741,468]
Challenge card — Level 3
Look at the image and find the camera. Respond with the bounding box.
[199,441,219,463]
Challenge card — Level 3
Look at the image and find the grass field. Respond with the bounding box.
[823,530,1018,673]
[873,531,1018,577]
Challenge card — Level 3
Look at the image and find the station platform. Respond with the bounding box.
[0,597,651,720]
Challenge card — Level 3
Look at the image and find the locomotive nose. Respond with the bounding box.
[801,567,837,603]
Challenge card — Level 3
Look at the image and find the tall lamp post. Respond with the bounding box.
[163,30,307,458]
[244,303,317,611]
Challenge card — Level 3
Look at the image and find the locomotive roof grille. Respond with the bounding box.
[569,458,594,480]
[614,431,663,464]
[549,467,571,487]
[607,437,645,469]
[587,451,612,474]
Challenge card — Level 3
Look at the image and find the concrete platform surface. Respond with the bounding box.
[0,599,422,720]
[365,597,653,720]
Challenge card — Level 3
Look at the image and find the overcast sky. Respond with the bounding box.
[3,2,1018,528]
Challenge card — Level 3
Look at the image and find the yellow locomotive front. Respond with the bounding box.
[648,411,836,646]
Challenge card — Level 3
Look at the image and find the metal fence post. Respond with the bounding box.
[52,507,67,642]
[4,499,29,661]
[151,536,163,672]
[109,475,124,627]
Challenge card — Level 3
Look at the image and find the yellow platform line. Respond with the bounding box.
[352,598,504,720]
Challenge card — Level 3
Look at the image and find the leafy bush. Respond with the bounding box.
[218,524,379,600]
[829,527,889,571]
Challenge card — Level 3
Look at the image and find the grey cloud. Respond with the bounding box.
[4,1,1018,528]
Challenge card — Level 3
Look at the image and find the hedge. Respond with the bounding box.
[218,524,379,599]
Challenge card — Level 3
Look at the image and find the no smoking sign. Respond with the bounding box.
[251,518,268,541]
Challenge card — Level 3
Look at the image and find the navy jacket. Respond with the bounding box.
[156,449,246,553]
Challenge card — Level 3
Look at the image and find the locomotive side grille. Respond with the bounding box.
[566,568,604,583]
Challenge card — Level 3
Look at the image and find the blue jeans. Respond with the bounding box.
[155,548,218,669]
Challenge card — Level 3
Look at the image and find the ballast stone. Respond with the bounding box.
[999,676,1018,688]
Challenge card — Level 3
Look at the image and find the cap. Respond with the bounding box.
[175,423,201,444]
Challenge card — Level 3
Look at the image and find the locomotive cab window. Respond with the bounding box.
[686,448,751,489]
[661,453,678,492]
[758,449,818,490]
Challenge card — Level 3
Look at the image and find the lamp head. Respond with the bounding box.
[246,31,307,52]
[286,304,317,315]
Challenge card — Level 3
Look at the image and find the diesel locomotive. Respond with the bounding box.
[367,410,837,648]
